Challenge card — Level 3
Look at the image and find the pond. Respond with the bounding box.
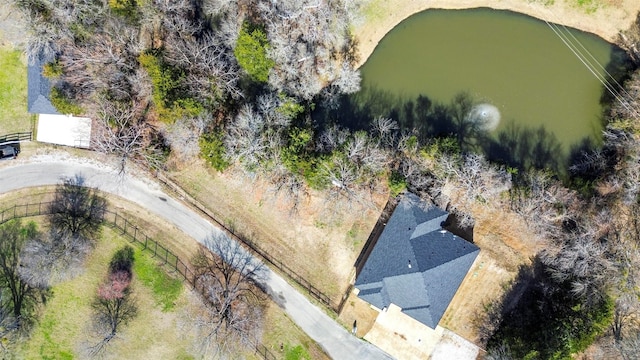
[352,8,631,171]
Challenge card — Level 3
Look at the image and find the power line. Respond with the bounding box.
[538,6,640,117]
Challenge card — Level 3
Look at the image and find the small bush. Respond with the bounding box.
[42,60,63,78]
[200,132,230,172]
[108,0,141,22]
[50,87,83,115]
[277,93,305,120]
[139,52,202,123]
[285,344,310,360]
[234,23,275,83]
[109,245,135,274]
[388,170,407,197]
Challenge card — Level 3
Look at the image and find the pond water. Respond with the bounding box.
[357,8,630,169]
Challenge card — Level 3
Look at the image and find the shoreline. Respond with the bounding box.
[353,0,640,67]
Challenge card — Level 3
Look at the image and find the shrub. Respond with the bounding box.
[200,132,230,172]
[50,87,83,115]
[285,344,310,360]
[234,23,275,83]
[281,127,323,186]
[277,93,305,120]
[109,245,135,275]
[108,0,141,23]
[42,60,63,78]
[138,52,202,123]
[388,170,407,197]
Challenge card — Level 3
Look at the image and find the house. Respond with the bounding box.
[355,193,479,329]
[28,53,92,148]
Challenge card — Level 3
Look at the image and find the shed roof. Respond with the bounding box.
[27,53,60,115]
[355,193,479,329]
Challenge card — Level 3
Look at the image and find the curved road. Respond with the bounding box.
[0,159,393,360]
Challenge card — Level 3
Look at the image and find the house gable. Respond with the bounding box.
[27,53,60,115]
[355,193,480,329]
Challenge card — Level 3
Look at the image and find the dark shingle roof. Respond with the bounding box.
[355,193,479,329]
[27,54,60,115]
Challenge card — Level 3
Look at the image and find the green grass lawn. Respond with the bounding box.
[132,245,183,312]
[17,227,195,360]
[0,46,32,135]
[13,222,329,359]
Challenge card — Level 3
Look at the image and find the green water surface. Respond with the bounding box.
[360,8,620,153]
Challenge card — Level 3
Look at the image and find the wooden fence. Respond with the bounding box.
[0,132,32,145]
[154,173,351,313]
[0,202,279,360]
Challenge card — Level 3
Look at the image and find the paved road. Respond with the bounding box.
[0,159,393,360]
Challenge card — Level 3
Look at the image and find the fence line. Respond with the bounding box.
[0,132,32,145]
[0,202,278,360]
[154,173,346,312]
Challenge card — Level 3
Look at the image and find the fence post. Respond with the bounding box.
[133,226,137,242]
[154,241,158,257]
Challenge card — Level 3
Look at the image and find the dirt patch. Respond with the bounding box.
[430,329,481,360]
[354,0,640,67]
[338,289,380,338]
[439,251,511,343]
[438,203,542,343]
[0,2,27,48]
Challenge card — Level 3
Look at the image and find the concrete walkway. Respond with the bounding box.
[0,158,393,360]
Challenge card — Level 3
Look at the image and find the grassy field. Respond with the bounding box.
[17,226,195,359]
[2,191,329,359]
[170,161,384,304]
[0,46,32,135]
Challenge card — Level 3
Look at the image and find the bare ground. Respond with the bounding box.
[169,160,387,302]
[439,204,543,344]
[354,0,640,67]
[0,2,26,48]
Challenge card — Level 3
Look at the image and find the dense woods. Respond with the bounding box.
[8,0,640,358]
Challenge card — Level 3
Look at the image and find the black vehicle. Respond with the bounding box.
[0,145,17,159]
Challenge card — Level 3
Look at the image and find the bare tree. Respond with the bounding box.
[0,220,45,326]
[542,233,616,308]
[90,271,137,355]
[257,0,358,99]
[191,232,266,357]
[19,231,90,288]
[92,98,164,174]
[48,175,106,241]
[371,116,399,148]
[223,104,268,169]
[163,113,211,162]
